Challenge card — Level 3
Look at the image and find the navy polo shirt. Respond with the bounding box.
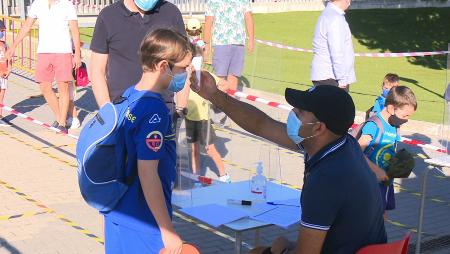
[301,134,387,254]
[104,86,176,233]
[90,0,186,103]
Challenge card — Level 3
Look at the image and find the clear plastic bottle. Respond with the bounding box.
[251,161,267,200]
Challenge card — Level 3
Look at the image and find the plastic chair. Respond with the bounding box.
[356,232,411,254]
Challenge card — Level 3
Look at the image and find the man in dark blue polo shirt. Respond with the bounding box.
[191,72,387,254]
[90,0,185,110]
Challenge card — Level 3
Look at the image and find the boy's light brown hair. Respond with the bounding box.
[384,73,400,84]
[385,86,418,110]
[139,29,194,72]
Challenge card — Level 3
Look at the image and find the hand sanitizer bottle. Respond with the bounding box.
[251,162,267,200]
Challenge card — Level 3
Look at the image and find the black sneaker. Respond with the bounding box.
[51,121,59,128]
[57,125,68,134]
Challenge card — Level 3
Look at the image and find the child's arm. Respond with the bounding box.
[138,160,183,253]
[358,135,389,181]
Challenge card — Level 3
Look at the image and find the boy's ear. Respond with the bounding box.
[386,104,395,115]
[156,60,169,72]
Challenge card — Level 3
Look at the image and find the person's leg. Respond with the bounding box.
[40,81,61,124]
[212,45,232,91]
[36,54,61,124]
[0,88,5,117]
[206,144,225,177]
[227,45,246,91]
[56,81,70,127]
[53,53,74,127]
[191,142,201,175]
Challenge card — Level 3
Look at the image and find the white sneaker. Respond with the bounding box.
[69,117,81,129]
[219,173,231,183]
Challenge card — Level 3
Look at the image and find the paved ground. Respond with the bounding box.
[1,67,450,254]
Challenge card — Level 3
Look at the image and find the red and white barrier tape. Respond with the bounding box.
[0,103,79,140]
[1,97,448,154]
[225,89,449,154]
[256,39,450,58]
[180,171,225,185]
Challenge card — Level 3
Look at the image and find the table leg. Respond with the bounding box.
[416,165,431,254]
[235,231,242,254]
[254,229,260,246]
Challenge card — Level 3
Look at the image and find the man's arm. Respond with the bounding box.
[290,227,327,254]
[69,20,81,69]
[195,71,297,150]
[327,18,348,86]
[203,16,214,61]
[244,12,254,53]
[90,52,110,107]
[5,17,36,59]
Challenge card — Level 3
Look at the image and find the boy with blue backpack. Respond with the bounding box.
[77,29,194,254]
[357,86,417,217]
[366,73,400,119]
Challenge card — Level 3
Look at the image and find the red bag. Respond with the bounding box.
[75,62,90,87]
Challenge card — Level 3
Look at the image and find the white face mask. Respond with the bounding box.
[286,111,319,145]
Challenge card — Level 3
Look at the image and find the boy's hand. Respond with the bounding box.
[5,47,15,61]
[161,231,183,254]
[73,54,81,69]
[374,167,389,182]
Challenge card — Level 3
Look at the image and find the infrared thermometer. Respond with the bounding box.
[192,56,202,87]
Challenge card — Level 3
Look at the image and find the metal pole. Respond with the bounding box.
[235,231,242,254]
[415,165,432,254]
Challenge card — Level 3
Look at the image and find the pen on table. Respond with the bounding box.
[266,202,300,207]
[227,199,252,206]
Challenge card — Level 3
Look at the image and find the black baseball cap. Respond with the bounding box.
[285,86,355,135]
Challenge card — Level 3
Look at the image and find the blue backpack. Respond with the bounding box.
[76,88,159,212]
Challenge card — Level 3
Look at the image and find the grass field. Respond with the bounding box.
[79,8,450,123]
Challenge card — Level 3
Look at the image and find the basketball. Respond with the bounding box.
[159,243,200,254]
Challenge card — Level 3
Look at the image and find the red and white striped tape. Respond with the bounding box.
[256,39,450,58]
[225,89,449,154]
[180,172,225,185]
[0,103,79,140]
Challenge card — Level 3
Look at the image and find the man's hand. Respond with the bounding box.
[161,231,183,254]
[190,70,219,101]
[271,237,293,254]
[73,53,82,69]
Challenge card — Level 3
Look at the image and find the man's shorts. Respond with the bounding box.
[185,119,216,146]
[104,217,163,254]
[212,45,245,77]
[36,53,73,83]
[379,183,395,211]
[0,77,7,89]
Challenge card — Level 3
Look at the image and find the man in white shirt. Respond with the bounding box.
[6,0,81,132]
[310,0,355,92]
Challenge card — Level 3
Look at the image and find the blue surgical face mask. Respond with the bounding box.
[134,0,159,11]
[0,31,4,40]
[286,111,319,145]
[382,88,390,98]
[167,70,188,92]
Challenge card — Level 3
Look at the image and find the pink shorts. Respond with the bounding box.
[36,53,73,83]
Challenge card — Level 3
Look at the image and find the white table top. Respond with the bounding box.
[172,181,301,231]
[425,155,450,168]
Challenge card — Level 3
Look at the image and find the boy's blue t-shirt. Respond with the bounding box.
[104,87,176,233]
[361,113,400,171]
[371,95,386,114]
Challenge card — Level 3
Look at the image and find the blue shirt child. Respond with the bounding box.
[361,112,400,210]
[103,86,176,252]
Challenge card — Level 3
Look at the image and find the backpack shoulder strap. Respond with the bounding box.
[364,114,385,157]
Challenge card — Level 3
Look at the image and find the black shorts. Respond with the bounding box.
[185,119,216,145]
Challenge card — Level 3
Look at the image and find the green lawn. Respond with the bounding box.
[80,8,450,123]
